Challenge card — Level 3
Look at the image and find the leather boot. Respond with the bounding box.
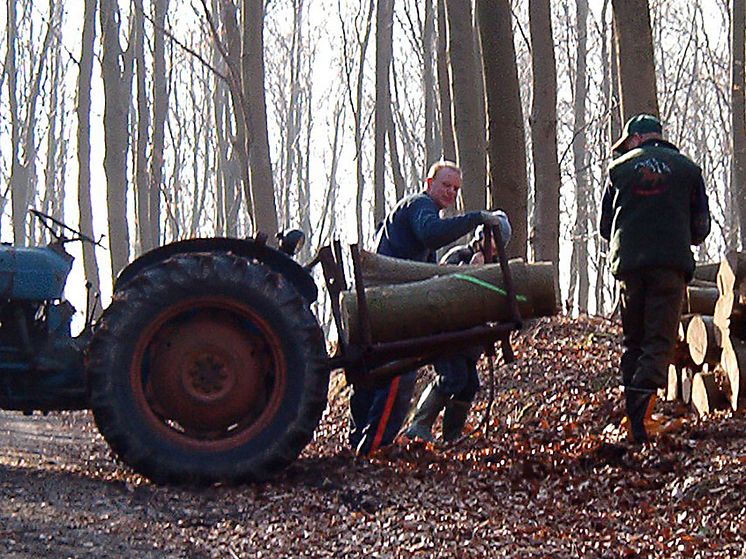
[405,384,448,442]
[442,400,471,442]
[623,388,657,443]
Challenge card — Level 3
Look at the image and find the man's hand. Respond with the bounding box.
[481,209,507,226]
[480,210,512,245]
[469,251,485,265]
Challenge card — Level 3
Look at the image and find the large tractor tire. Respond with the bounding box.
[87,253,328,485]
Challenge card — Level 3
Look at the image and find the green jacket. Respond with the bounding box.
[599,139,710,281]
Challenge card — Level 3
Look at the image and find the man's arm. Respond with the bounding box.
[410,200,484,250]
[690,172,711,245]
[599,181,614,242]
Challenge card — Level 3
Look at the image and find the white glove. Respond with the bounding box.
[480,210,512,245]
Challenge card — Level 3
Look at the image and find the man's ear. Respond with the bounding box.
[425,177,433,190]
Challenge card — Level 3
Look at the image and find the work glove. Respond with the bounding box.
[480,210,512,246]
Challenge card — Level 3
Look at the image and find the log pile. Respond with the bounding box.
[339,252,559,345]
[669,254,746,416]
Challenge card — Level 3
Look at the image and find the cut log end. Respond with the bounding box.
[666,364,680,402]
[691,372,728,416]
[686,314,721,366]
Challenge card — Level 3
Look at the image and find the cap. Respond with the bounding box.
[611,114,662,153]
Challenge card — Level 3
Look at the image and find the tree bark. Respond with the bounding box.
[423,0,440,166]
[529,0,560,269]
[732,0,746,249]
[77,0,101,313]
[150,0,169,247]
[476,0,528,258]
[342,259,558,344]
[134,0,151,255]
[685,285,719,315]
[100,0,134,280]
[446,0,487,212]
[374,0,395,224]
[570,0,590,312]
[436,0,456,162]
[612,0,659,119]
[242,0,278,239]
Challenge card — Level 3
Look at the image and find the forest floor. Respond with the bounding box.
[0,315,745,558]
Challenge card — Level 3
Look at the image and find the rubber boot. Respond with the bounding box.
[405,384,448,442]
[623,388,657,443]
[442,400,471,442]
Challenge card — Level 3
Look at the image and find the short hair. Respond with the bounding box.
[426,160,461,181]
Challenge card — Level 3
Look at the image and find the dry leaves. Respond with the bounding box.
[1,315,745,557]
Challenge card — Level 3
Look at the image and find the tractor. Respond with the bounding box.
[0,210,525,485]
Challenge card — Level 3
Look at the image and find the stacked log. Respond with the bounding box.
[340,256,559,345]
[677,252,746,414]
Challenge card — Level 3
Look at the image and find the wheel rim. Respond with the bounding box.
[130,296,287,451]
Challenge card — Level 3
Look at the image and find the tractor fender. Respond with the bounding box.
[114,237,317,302]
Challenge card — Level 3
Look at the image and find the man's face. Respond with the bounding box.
[426,168,461,210]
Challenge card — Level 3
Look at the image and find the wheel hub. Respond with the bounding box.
[146,312,274,434]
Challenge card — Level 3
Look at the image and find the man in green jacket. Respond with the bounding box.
[600,114,711,443]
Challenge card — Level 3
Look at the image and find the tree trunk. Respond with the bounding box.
[242,0,277,239]
[77,0,101,313]
[341,259,558,344]
[612,0,659,119]
[571,0,590,312]
[436,0,456,162]
[423,0,440,166]
[150,0,169,247]
[374,0,394,224]
[446,0,486,212]
[134,0,151,255]
[477,0,528,258]
[100,0,134,280]
[733,0,746,249]
[529,0,560,269]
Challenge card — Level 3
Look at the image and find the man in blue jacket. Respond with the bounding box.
[349,160,510,455]
[600,114,711,443]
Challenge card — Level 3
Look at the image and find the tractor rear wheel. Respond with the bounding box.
[87,253,328,485]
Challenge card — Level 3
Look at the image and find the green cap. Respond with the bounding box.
[611,114,663,152]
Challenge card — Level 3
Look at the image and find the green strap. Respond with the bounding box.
[452,273,528,302]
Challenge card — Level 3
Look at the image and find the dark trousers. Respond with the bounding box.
[348,370,417,455]
[618,268,686,390]
[432,355,480,402]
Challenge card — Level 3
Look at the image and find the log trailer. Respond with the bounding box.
[1,211,555,485]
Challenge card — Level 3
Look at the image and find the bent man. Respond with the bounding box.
[348,160,510,455]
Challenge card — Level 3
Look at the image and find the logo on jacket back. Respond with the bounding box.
[633,158,671,196]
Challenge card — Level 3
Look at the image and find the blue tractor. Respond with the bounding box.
[2,210,329,486]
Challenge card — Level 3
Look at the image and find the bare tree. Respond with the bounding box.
[340,0,375,244]
[529,0,560,269]
[374,0,394,223]
[612,0,659,119]
[476,0,528,257]
[242,0,278,239]
[77,0,102,310]
[733,0,746,248]
[445,0,486,212]
[436,0,456,162]
[150,0,169,247]
[100,0,134,280]
[5,0,54,244]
